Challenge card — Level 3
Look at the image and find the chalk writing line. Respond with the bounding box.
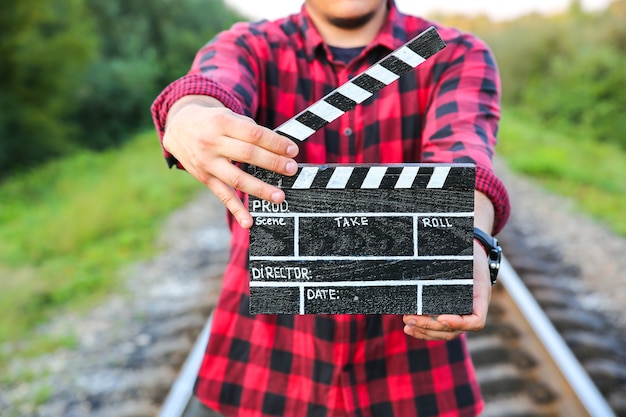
[250,212,475,218]
[249,279,473,287]
[250,255,473,261]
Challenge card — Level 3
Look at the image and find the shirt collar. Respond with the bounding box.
[299,0,409,62]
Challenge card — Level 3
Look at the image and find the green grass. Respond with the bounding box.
[498,107,626,237]
[0,130,200,362]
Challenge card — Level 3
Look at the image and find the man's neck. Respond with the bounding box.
[305,3,388,48]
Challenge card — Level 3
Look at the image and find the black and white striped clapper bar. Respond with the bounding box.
[248,27,476,315]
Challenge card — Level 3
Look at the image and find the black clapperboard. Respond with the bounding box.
[248,27,476,315]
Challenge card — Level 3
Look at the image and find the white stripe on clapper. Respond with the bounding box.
[308,100,345,124]
[417,285,423,315]
[292,167,319,189]
[336,83,372,104]
[277,119,317,141]
[361,166,388,189]
[426,166,451,189]
[327,167,354,189]
[250,279,473,288]
[365,64,400,85]
[393,46,426,67]
[413,214,419,257]
[395,166,420,189]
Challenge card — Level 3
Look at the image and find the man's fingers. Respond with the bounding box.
[404,313,485,332]
[219,137,298,177]
[204,175,254,229]
[216,111,299,159]
[209,111,299,176]
[403,315,450,331]
[162,104,298,229]
[436,314,486,332]
[219,161,285,203]
[402,313,484,340]
[206,160,288,220]
[403,323,464,341]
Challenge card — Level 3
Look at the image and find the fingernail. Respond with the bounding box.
[287,144,298,157]
[271,191,283,203]
[285,161,297,174]
[407,319,417,327]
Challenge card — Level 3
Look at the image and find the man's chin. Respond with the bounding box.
[327,10,378,29]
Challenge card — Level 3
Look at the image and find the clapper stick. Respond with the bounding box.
[248,27,477,315]
[273,26,446,141]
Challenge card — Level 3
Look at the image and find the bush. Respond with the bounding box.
[0,0,96,175]
[463,0,626,149]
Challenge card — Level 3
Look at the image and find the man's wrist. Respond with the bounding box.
[166,95,225,129]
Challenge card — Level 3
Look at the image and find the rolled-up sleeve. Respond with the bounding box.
[150,22,261,168]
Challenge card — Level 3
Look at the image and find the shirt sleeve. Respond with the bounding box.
[420,29,510,234]
[150,22,261,168]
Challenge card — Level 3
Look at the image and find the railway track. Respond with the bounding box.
[468,258,615,417]
[157,253,619,417]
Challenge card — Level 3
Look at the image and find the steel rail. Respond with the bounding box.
[499,257,616,417]
[158,312,213,417]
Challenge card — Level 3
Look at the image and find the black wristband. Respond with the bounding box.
[473,227,502,285]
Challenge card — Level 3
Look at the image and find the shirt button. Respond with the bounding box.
[344,128,353,136]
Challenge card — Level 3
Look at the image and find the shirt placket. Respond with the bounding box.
[336,66,356,163]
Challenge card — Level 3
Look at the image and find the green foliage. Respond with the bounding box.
[435,1,626,149]
[0,0,243,179]
[75,0,242,149]
[473,0,626,149]
[0,0,96,170]
[431,1,626,237]
[524,45,626,146]
[498,108,626,237]
[0,130,200,348]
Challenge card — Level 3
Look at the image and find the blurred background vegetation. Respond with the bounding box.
[0,0,242,360]
[435,0,626,150]
[0,0,624,367]
[434,0,626,237]
[0,0,241,177]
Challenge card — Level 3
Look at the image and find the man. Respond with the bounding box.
[152,0,510,415]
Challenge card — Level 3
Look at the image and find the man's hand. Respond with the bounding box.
[403,190,495,341]
[402,239,492,341]
[163,95,299,228]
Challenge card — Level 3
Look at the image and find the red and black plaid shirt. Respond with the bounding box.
[152,1,510,416]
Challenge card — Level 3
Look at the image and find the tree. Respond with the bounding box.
[0,0,243,179]
[74,0,243,149]
[0,0,96,178]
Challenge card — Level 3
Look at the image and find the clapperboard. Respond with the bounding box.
[248,27,476,315]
